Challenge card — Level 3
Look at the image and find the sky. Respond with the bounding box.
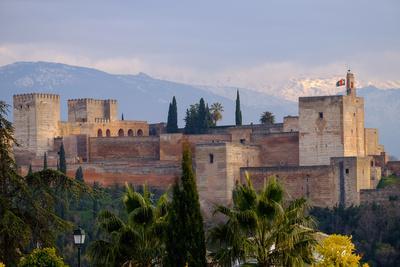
[1,0,399,91]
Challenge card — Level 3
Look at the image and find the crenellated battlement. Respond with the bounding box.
[68,98,117,105]
[14,93,60,103]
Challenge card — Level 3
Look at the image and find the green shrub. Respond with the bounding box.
[19,247,68,267]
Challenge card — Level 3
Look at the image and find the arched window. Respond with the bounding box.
[97,129,103,137]
[118,129,124,137]
[106,129,111,137]
[128,129,134,136]
[137,129,143,136]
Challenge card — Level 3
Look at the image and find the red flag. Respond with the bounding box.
[336,79,345,87]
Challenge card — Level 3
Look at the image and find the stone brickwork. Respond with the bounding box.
[68,98,118,122]
[342,95,365,157]
[251,132,299,166]
[283,116,299,132]
[89,136,160,162]
[360,183,400,205]
[364,128,384,156]
[196,143,260,214]
[13,93,60,156]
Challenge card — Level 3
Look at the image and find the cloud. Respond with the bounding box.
[1,43,400,94]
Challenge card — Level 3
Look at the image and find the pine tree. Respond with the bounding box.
[58,143,66,174]
[75,166,84,182]
[166,96,178,133]
[43,152,48,170]
[28,164,33,176]
[164,144,207,266]
[235,89,242,126]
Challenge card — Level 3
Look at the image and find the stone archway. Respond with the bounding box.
[118,129,124,137]
[128,129,134,136]
[97,129,103,137]
[106,129,111,137]
[137,129,143,136]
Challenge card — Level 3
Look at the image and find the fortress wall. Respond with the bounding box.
[196,143,261,216]
[364,128,381,156]
[59,120,149,138]
[343,96,365,157]
[88,136,160,162]
[240,165,337,207]
[283,116,299,132]
[360,183,400,204]
[68,98,118,122]
[65,161,180,187]
[251,132,299,166]
[299,96,344,166]
[387,161,400,176]
[54,135,88,162]
[159,133,231,162]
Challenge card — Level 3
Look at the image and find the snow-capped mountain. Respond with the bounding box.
[0,61,398,158]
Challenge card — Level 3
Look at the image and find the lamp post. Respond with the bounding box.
[73,228,85,267]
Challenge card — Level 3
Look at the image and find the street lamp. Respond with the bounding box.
[73,228,85,267]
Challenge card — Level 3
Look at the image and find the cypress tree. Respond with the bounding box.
[235,89,242,126]
[121,113,124,121]
[28,164,33,176]
[198,98,207,133]
[43,152,47,170]
[164,144,207,266]
[167,96,178,133]
[75,166,84,182]
[58,143,66,174]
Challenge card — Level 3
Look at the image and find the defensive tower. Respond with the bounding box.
[13,93,60,155]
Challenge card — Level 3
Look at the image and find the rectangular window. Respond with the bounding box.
[319,112,324,119]
[209,154,214,164]
[345,168,349,174]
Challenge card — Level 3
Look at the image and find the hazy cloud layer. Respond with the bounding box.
[1,0,399,91]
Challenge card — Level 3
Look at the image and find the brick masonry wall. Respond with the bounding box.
[360,183,400,205]
[89,136,160,162]
[251,132,299,166]
[240,165,338,207]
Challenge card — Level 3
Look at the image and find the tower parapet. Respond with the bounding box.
[67,98,118,123]
[346,70,356,97]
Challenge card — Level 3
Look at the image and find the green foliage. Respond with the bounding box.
[75,166,84,182]
[260,111,275,124]
[209,174,317,266]
[314,234,362,267]
[311,204,400,266]
[377,174,400,189]
[0,101,89,266]
[210,102,224,126]
[164,144,207,267]
[184,98,212,134]
[235,90,242,126]
[166,96,178,133]
[88,184,168,266]
[58,143,67,174]
[43,152,48,170]
[19,247,68,267]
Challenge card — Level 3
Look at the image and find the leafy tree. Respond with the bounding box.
[75,166,84,182]
[210,102,224,126]
[164,144,207,267]
[43,152,48,170]
[209,174,316,266]
[58,143,67,174]
[315,234,364,267]
[19,247,68,267]
[235,90,242,126]
[88,184,168,267]
[166,96,178,133]
[260,111,275,124]
[0,101,87,266]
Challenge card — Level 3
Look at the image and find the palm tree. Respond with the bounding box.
[260,111,275,124]
[88,184,168,267]
[208,174,316,266]
[210,102,224,126]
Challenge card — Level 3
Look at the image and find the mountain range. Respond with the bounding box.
[0,61,398,158]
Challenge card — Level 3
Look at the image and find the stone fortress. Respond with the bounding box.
[13,71,400,213]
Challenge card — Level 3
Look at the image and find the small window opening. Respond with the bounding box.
[240,139,246,144]
[209,154,214,164]
[319,112,324,119]
[345,168,349,174]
